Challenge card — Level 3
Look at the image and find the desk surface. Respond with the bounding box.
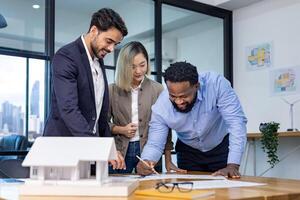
[1,173,299,200]
[247,131,300,139]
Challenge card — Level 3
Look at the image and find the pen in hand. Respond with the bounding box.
[136,155,160,175]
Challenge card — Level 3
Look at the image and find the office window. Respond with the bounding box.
[0,55,26,136]
[0,55,46,141]
[0,0,45,52]
[28,59,45,141]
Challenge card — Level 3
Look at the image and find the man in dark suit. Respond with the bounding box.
[44,8,128,169]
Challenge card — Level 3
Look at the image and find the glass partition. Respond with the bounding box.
[162,4,224,75]
[161,3,226,165]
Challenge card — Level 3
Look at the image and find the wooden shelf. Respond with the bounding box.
[247,131,300,139]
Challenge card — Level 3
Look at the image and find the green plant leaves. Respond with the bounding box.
[259,122,280,168]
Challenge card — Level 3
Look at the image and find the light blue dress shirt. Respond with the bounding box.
[141,72,247,165]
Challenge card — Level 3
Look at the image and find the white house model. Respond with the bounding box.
[20,137,138,197]
[22,137,117,182]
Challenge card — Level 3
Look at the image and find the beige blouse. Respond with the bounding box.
[108,77,173,157]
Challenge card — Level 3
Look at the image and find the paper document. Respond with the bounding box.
[108,174,225,182]
[138,174,226,181]
[177,179,265,189]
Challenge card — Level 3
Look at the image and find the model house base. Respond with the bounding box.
[19,179,139,197]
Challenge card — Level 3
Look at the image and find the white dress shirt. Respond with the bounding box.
[130,78,144,142]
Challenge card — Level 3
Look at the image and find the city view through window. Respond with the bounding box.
[0,55,45,142]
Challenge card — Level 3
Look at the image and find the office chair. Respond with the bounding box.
[0,134,28,151]
[0,159,29,178]
[0,134,28,160]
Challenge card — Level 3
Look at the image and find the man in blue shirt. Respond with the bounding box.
[137,62,247,178]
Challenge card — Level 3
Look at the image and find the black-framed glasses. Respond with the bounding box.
[155,181,193,193]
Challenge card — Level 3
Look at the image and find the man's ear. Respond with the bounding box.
[195,82,200,89]
[89,25,98,35]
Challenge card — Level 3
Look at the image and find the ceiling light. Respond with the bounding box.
[32,4,40,9]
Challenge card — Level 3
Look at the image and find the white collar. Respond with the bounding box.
[81,35,98,63]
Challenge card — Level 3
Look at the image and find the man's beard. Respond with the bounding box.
[91,43,102,59]
[171,93,197,113]
[91,37,109,59]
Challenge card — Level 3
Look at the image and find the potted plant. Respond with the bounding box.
[259,122,280,168]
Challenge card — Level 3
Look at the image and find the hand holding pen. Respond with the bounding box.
[136,155,159,175]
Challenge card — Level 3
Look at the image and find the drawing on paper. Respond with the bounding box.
[246,42,272,70]
[270,66,300,95]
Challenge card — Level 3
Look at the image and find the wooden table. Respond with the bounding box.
[1,173,300,200]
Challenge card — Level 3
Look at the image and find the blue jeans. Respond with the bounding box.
[109,141,140,174]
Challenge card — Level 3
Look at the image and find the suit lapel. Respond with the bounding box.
[76,37,96,105]
[98,59,110,137]
[99,60,109,117]
[82,54,95,101]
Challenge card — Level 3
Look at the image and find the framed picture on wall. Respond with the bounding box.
[246,42,273,70]
[270,66,300,96]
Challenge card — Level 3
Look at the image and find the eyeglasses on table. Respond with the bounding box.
[155,181,193,193]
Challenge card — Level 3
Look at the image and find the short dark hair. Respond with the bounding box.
[89,8,128,36]
[164,61,199,85]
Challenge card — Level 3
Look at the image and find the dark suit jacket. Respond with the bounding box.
[43,37,111,137]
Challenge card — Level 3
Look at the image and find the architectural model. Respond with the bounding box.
[20,137,138,197]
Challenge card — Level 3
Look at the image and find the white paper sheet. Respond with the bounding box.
[177,180,265,189]
[108,174,226,182]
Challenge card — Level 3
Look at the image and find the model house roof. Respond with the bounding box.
[22,137,117,167]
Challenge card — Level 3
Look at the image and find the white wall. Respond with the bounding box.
[233,0,300,179]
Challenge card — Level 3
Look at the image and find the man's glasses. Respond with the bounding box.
[155,182,193,193]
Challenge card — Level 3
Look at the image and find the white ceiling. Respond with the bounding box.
[55,0,123,15]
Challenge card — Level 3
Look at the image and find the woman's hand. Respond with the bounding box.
[121,123,138,138]
[112,123,138,138]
